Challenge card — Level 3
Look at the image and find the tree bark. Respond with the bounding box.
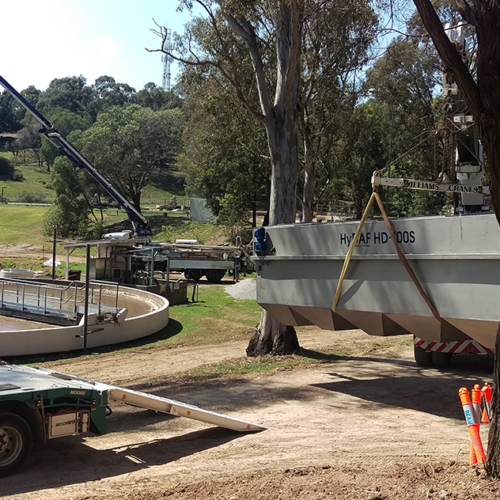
[487,324,500,475]
[246,2,303,356]
[247,314,301,357]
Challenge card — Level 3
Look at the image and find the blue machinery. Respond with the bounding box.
[0,75,152,237]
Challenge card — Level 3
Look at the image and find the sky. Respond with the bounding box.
[0,0,193,93]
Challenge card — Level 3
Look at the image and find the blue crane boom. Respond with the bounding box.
[0,74,152,237]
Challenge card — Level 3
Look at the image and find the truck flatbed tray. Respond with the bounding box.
[0,364,102,399]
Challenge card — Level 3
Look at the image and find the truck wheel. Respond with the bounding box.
[0,412,33,477]
[205,269,225,283]
[431,351,452,368]
[413,345,432,367]
[184,269,203,282]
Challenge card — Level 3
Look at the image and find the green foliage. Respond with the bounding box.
[0,157,14,179]
[37,76,95,116]
[40,109,93,169]
[174,0,379,224]
[42,156,92,238]
[89,75,136,118]
[179,69,269,222]
[132,82,183,110]
[0,92,21,133]
[334,104,386,217]
[14,191,48,204]
[79,105,184,211]
[42,204,87,239]
[363,36,446,216]
[16,86,42,125]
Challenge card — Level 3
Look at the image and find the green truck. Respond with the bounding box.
[0,363,264,477]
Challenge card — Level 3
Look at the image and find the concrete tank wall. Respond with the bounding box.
[0,286,169,357]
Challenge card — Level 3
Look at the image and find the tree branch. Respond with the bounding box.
[216,2,274,119]
[412,0,483,117]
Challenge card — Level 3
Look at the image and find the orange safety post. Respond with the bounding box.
[472,384,482,424]
[459,387,486,464]
[482,383,492,424]
[469,441,478,465]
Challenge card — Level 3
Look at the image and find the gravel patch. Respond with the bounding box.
[225,278,256,300]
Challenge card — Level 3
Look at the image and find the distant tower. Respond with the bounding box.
[162,27,172,91]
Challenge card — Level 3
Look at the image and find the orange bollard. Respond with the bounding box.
[469,440,478,465]
[482,383,492,424]
[459,387,486,464]
[472,384,482,424]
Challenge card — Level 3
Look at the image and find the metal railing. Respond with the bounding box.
[0,278,120,321]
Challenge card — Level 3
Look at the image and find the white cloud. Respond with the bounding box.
[90,35,121,58]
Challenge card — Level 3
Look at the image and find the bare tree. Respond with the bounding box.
[410,0,500,475]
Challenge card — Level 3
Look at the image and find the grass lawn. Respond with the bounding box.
[0,155,185,207]
[10,285,261,364]
[0,256,86,277]
[0,205,51,245]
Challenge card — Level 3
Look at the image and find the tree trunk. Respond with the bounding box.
[246,2,302,357]
[247,313,300,356]
[487,324,500,475]
[247,121,301,356]
[483,121,500,473]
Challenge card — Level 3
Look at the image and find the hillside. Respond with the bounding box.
[0,152,186,207]
[0,157,239,263]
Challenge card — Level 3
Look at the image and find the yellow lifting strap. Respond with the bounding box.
[331,191,442,323]
[331,192,376,312]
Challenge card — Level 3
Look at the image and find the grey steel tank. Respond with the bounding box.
[252,213,500,349]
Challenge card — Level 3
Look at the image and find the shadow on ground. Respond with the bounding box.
[1,427,242,496]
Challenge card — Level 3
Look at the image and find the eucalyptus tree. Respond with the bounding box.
[36,76,95,117]
[40,109,93,171]
[132,82,184,110]
[299,0,378,222]
[89,75,136,118]
[178,70,270,226]
[153,0,380,356]
[43,153,96,239]
[364,36,445,216]
[152,0,306,356]
[0,92,21,133]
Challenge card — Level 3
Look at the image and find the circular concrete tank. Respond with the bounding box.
[0,285,169,357]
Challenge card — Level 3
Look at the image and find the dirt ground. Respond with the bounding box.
[2,329,499,500]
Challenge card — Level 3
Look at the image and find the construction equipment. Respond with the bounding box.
[0,75,152,238]
[128,240,253,283]
[0,363,264,477]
